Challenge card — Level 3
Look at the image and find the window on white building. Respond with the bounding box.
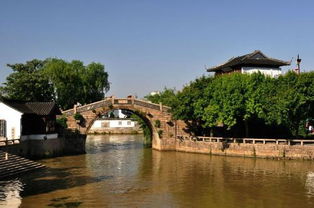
[0,120,6,138]
[101,121,109,127]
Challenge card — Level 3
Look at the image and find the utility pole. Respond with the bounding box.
[295,54,301,75]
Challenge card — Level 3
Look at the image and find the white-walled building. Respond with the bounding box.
[91,119,136,129]
[0,101,61,143]
[0,102,23,140]
[241,66,282,78]
[207,50,291,78]
[89,118,141,134]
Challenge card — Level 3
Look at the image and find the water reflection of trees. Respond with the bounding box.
[149,152,314,207]
[306,172,314,197]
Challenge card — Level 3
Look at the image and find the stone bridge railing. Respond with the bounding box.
[62,97,171,115]
[177,135,314,146]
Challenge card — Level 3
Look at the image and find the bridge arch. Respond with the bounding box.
[86,107,154,145]
[62,97,179,150]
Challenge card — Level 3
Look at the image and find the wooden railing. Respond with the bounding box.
[176,135,314,146]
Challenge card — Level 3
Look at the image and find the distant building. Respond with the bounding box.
[113,109,127,118]
[0,101,61,142]
[90,109,141,134]
[102,109,129,119]
[89,118,141,134]
[91,118,136,129]
[207,50,291,78]
[150,91,160,96]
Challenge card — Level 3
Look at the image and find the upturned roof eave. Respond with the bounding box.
[207,58,291,72]
[206,50,291,72]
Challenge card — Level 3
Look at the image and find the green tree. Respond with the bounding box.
[144,88,177,106]
[56,116,68,129]
[173,76,213,135]
[273,71,314,136]
[168,72,314,137]
[131,113,152,147]
[0,59,55,102]
[1,58,110,110]
[296,72,314,136]
[82,62,110,104]
[43,58,110,109]
[201,73,250,135]
[242,73,273,136]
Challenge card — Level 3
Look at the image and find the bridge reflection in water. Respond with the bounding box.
[1,134,314,208]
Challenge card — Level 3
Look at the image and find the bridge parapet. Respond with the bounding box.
[62,99,111,116]
[62,98,171,116]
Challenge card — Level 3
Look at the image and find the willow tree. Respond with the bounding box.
[43,59,110,110]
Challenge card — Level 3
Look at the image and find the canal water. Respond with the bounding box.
[1,134,314,208]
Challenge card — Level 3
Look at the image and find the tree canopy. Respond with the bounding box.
[43,59,110,109]
[1,58,110,110]
[0,59,55,102]
[147,71,314,138]
[144,88,177,107]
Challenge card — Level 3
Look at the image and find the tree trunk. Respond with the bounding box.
[210,128,214,137]
[244,120,249,138]
[294,120,300,137]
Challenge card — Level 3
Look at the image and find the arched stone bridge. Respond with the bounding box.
[62,96,187,150]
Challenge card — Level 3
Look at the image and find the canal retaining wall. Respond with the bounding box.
[0,133,86,159]
[175,137,314,159]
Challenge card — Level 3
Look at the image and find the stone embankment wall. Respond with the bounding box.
[88,127,143,134]
[175,138,314,160]
[0,134,86,159]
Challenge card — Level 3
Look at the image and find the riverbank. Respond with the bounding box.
[175,136,314,160]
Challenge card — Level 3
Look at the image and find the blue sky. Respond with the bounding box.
[0,0,313,97]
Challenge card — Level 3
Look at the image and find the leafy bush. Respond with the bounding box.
[56,116,68,128]
[74,113,84,123]
[158,130,163,138]
[155,120,161,128]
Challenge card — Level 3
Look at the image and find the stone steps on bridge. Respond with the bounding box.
[0,151,45,180]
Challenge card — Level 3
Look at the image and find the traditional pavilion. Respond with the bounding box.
[207,50,291,78]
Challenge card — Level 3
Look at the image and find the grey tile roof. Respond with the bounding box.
[207,50,291,72]
[1,101,61,115]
